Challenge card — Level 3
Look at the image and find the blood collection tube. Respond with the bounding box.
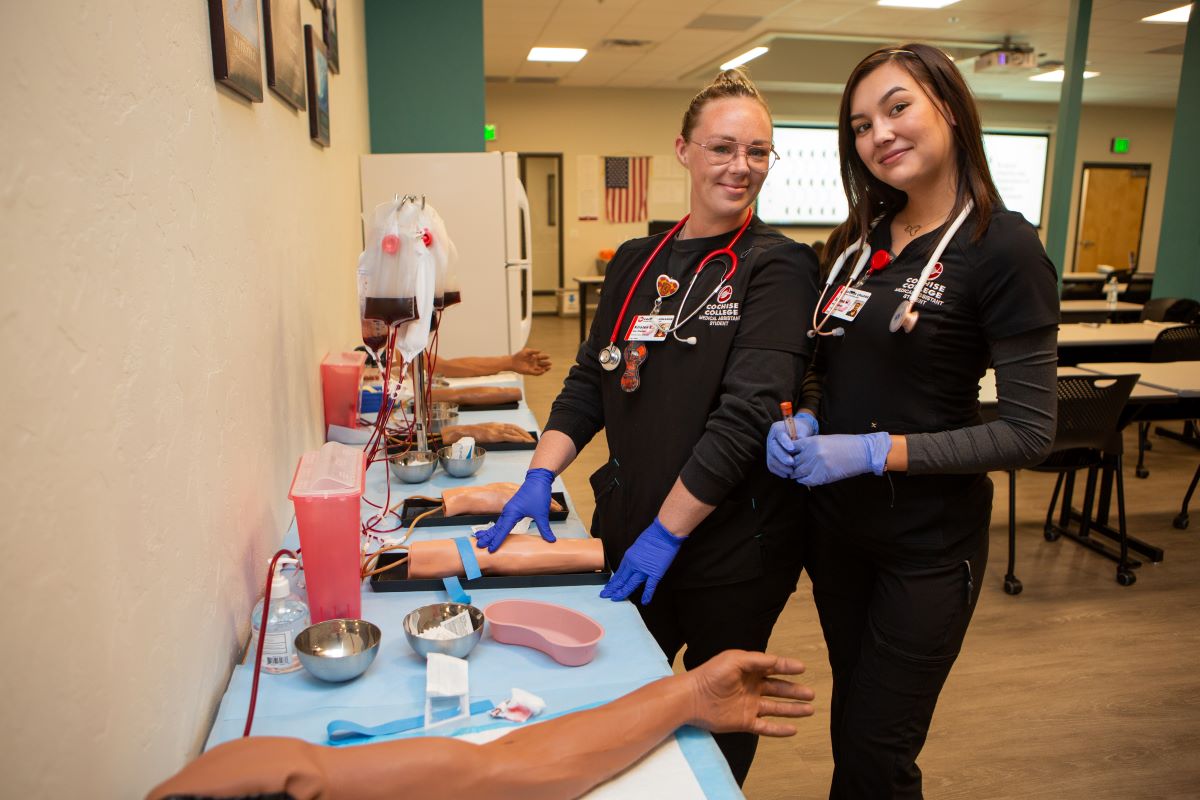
[780,401,798,440]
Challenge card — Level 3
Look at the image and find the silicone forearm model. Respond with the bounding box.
[440,423,534,445]
[442,483,563,517]
[430,386,522,406]
[407,534,603,579]
[145,650,815,800]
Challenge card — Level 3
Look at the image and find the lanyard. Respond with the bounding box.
[604,209,753,349]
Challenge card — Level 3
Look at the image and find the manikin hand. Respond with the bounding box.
[765,412,819,478]
[685,650,816,736]
[599,518,684,605]
[474,468,556,552]
[791,432,891,486]
[511,347,552,376]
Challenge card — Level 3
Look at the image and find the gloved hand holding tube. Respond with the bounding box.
[600,517,685,605]
[766,403,819,479]
[474,468,557,552]
[790,432,892,486]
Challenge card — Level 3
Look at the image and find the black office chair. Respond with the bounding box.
[1123,275,1154,305]
[1134,324,1200,478]
[1174,462,1199,530]
[1139,297,1200,324]
[1004,373,1140,595]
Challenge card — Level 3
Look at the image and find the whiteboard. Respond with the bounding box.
[758,127,1049,227]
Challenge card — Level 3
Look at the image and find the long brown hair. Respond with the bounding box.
[680,68,771,140]
[825,43,1002,269]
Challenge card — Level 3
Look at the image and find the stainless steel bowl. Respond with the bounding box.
[388,450,438,483]
[403,602,485,659]
[438,445,487,478]
[294,619,382,682]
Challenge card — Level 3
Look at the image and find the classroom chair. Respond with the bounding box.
[1004,373,1140,595]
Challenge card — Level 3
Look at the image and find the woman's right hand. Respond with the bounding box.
[473,468,557,552]
[765,413,818,478]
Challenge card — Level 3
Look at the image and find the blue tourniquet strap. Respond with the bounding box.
[454,536,483,580]
[442,576,470,604]
[327,699,495,742]
[441,538,483,602]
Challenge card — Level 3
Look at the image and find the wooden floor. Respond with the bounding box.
[524,314,1200,799]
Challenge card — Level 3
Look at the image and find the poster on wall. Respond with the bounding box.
[304,24,331,146]
[262,0,306,110]
[207,0,265,102]
[322,0,339,74]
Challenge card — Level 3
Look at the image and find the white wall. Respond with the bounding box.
[0,3,370,797]
[486,85,1175,277]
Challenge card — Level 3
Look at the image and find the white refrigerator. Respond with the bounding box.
[359,152,533,359]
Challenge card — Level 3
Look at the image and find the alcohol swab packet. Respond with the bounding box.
[471,517,532,536]
[490,688,546,723]
[417,610,475,640]
[450,436,476,460]
[426,653,469,697]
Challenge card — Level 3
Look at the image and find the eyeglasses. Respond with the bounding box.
[691,138,779,172]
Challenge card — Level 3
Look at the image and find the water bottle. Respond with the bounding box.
[249,558,310,674]
[1105,276,1119,310]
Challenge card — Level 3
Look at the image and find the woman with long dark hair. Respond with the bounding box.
[767,44,1059,797]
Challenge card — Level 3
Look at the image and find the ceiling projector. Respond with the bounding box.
[974,47,1038,73]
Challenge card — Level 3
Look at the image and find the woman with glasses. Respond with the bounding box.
[766,44,1058,797]
[474,68,819,784]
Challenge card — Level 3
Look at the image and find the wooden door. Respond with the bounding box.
[1074,164,1150,273]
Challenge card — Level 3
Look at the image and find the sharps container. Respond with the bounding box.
[320,351,368,430]
[288,442,365,623]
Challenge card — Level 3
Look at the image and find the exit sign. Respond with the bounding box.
[484,123,496,142]
[1111,137,1130,154]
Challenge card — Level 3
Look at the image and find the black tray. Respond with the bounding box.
[369,551,609,592]
[400,491,569,527]
[479,431,539,451]
[457,401,519,411]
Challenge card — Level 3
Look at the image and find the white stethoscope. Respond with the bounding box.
[809,201,973,338]
[598,210,753,370]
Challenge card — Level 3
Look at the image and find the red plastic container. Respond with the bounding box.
[320,351,367,430]
[288,442,365,623]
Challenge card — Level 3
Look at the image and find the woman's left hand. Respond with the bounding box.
[791,432,891,486]
[600,518,685,605]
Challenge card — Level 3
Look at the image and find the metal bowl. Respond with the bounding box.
[403,602,485,659]
[438,445,487,478]
[294,619,381,682]
[388,450,438,483]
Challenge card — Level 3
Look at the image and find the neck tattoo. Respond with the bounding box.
[903,222,923,237]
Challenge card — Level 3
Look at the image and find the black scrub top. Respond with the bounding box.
[811,209,1059,549]
[546,218,820,588]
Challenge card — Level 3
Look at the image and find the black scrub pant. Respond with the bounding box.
[634,550,802,786]
[807,484,990,799]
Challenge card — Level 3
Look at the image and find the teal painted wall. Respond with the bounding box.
[1152,7,1200,300]
[364,0,484,153]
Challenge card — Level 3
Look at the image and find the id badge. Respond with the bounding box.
[626,314,674,341]
[829,287,872,322]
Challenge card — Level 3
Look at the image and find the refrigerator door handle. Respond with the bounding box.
[515,178,533,263]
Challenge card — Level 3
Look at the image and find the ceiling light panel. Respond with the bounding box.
[877,0,962,8]
[1142,5,1191,23]
[1029,69,1100,82]
[527,47,587,62]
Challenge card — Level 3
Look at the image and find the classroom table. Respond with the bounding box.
[574,275,605,341]
[1056,321,1182,365]
[1059,300,1143,324]
[208,386,742,798]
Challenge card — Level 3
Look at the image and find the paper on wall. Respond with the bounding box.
[577,155,600,220]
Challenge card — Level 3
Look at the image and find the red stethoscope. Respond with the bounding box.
[598,210,754,370]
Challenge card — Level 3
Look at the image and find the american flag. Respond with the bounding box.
[605,156,650,223]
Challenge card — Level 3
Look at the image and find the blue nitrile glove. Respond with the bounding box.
[599,518,685,605]
[766,412,819,478]
[473,468,557,553]
[791,432,892,486]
